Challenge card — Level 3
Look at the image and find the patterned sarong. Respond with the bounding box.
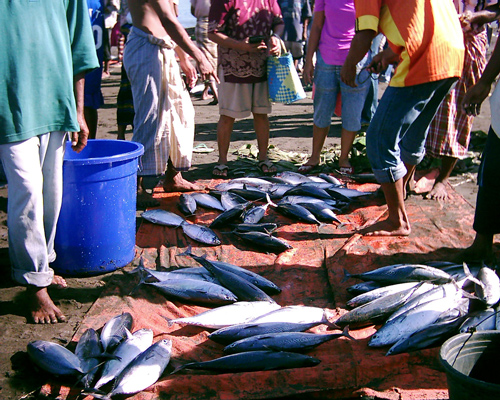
[425,30,488,159]
[195,17,217,71]
[123,27,195,175]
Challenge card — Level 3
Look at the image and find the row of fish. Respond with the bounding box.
[134,247,281,306]
[339,261,500,356]
[141,171,373,253]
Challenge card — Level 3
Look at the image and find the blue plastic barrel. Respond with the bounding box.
[51,139,144,276]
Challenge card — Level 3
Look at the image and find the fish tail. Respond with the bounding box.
[266,193,278,208]
[177,245,193,258]
[342,326,357,342]
[80,388,111,400]
[462,262,484,288]
[169,364,188,375]
[325,319,342,330]
[341,269,352,283]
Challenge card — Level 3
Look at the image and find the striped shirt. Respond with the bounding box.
[355,0,465,87]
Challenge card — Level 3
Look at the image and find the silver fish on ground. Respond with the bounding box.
[178,248,276,303]
[334,286,421,329]
[283,184,333,200]
[208,321,325,344]
[171,350,320,374]
[178,193,197,216]
[180,221,221,245]
[27,340,84,377]
[94,328,154,389]
[223,326,355,354]
[209,258,281,295]
[318,173,343,185]
[75,328,102,388]
[459,308,497,333]
[387,316,467,356]
[369,289,464,347]
[230,222,278,234]
[190,192,225,211]
[343,264,453,285]
[298,202,341,224]
[142,266,220,285]
[242,194,276,224]
[279,195,340,208]
[210,202,250,228]
[275,203,322,225]
[220,191,250,210]
[474,266,500,307]
[262,183,295,199]
[165,301,281,329]
[248,305,337,328]
[145,278,238,305]
[346,281,384,295]
[100,312,133,353]
[276,171,315,185]
[346,282,422,309]
[89,339,172,399]
[141,209,185,227]
[233,230,293,254]
[229,186,268,201]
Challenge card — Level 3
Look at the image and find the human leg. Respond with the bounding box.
[425,156,458,201]
[163,159,204,192]
[299,124,330,172]
[0,133,66,323]
[213,114,235,176]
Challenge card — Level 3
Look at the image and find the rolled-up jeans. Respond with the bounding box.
[367,78,457,183]
[0,132,66,287]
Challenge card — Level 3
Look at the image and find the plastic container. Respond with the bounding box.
[440,330,500,400]
[51,139,144,276]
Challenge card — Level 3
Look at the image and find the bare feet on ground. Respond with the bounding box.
[163,172,205,192]
[425,181,453,202]
[358,218,411,237]
[27,278,67,324]
[137,186,160,209]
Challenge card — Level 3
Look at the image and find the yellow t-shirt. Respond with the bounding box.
[355,0,465,87]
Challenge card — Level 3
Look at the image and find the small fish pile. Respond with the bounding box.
[141,171,374,253]
[27,313,173,399]
[168,303,351,374]
[340,262,500,356]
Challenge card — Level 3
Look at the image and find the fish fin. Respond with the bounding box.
[265,193,278,208]
[341,269,352,283]
[176,245,193,258]
[341,326,357,341]
[169,364,188,375]
[80,388,111,400]
[162,315,175,327]
[462,262,484,288]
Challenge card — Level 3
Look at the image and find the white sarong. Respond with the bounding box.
[123,27,195,175]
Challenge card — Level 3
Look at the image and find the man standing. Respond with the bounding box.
[341,0,465,236]
[124,0,216,207]
[0,0,98,323]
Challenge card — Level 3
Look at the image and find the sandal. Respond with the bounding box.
[258,159,277,175]
[212,164,228,177]
[298,164,318,174]
[193,143,215,153]
[339,166,354,175]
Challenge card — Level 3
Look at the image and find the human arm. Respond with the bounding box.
[340,29,376,87]
[71,73,89,153]
[302,11,324,85]
[462,32,500,116]
[460,4,500,33]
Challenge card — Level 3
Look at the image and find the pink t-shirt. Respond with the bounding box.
[314,0,355,66]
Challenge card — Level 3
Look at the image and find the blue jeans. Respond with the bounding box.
[367,78,457,183]
[313,51,371,131]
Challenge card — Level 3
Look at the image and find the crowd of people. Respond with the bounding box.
[2,0,500,324]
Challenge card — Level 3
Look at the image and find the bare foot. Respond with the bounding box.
[51,275,67,289]
[27,286,66,324]
[461,233,494,264]
[137,186,160,209]
[359,218,411,237]
[163,173,204,192]
[425,181,452,202]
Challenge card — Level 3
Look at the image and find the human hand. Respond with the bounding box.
[268,35,281,56]
[71,114,89,153]
[303,60,314,86]
[196,56,219,84]
[462,81,491,116]
[243,37,267,53]
[179,58,198,88]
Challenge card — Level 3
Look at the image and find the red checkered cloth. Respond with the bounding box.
[426,30,488,159]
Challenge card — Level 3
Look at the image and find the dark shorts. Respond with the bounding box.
[473,127,500,235]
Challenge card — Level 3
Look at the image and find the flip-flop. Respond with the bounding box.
[193,143,215,153]
[258,159,277,175]
[212,164,228,177]
[298,164,318,174]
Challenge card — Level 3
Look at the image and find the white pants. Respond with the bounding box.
[0,132,66,287]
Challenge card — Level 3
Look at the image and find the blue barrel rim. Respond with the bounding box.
[64,139,144,165]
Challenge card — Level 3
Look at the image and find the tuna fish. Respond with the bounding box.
[233,230,293,253]
[298,202,341,223]
[75,328,101,387]
[27,340,84,377]
[223,327,355,354]
[346,282,422,309]
[191,193,225,211]
[180,222,221,245]
[459,308,497,333]
[166,301,281,329]
[283,184,332,200]
[208,321,325,345]
[100,313,133,353]
[474,266,500,307]
[210,202,249,228]
[275,203,322,225]
[231,222,278,234]
[220,191,248,210]
[141,209,185,227]
[276,171,314,185]
[178,193,197,216]
[171,350,320,374]
[242,194,276,224]
[145,279,238,305]
[248,305,337,328]
[94,328,154,389]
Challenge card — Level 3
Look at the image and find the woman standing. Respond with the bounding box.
[300,0,371,174]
